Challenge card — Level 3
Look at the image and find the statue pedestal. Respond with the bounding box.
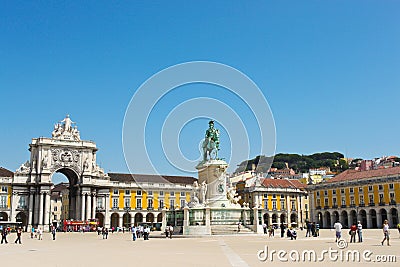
[196,159,230,208]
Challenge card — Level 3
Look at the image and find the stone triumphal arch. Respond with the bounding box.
[12,115,112,230]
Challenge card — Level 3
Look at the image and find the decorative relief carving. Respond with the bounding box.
[50,148,81,174]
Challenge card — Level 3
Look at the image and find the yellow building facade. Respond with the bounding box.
[236,176,309,228]
[310,167,400,228]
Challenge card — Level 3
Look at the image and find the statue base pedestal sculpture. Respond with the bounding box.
[162,120,258,235]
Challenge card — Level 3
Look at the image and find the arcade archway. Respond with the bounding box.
[146,213,154,223]
[95,213,104,227]
[111,213,119,228]
[123,213,131,227]
[157,213,162,222]
[0,212,8,221]
[51,168,80,221]
[263,213,269,225]
[359,209,367,227]
[341,210,348,227]
[390,208,398,226]
[135,213,143,226]
[16,212,27,229]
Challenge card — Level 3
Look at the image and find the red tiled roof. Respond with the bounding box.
[0,167,13,177]
[327,167,400,183]
[261,178,306,189]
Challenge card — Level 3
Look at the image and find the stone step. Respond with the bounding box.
[210,224,255,235]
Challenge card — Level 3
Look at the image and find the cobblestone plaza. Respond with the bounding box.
[0,230,398,266]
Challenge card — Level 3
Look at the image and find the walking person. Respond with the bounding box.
[14,227,22,244]
[315,222,320,237]
[37,227,43,240]
[1,227,8,244]
[333,220,342,242]
[305,221,311,237]
[131,226,137,241]
[51,226,56,240]
[280,223,285,238]
[349,223,357,243]
[31,226,35,239]
[311,222,316,237]
[102,228,108,239]
[262,223,267,234]
[169,225,173,239]
[144,226,150,240]
[165,225,169,238]
[381,220,390,246]
[237,221,241,233]
[357,221,363,242]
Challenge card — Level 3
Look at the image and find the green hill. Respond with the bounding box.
[235,152,348,174]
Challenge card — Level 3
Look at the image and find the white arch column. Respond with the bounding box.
[119,214,123,228]
[44,192,51,230]
[91,194,96,219]
[104,194,110,228]
[86,193,92,220]
[81,193,86,221]
[38,192,44,226]
[28,192,34,227]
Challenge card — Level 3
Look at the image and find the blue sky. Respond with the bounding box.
[1,1,399,179]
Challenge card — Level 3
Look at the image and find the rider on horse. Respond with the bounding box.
[203,120,220,161]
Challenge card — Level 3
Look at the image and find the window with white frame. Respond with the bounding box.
[159,191,164,196]
[170,191,175,197]
[280,200,285,209]
[18,196,27,208]
[272,200,277,210]
[137,190,142,196]
[1,186,7,193]
[136,198,142,209]
[379,193,384,203]
[124,198,130,208]
[341,198,346,206]
[148,191,153,196]
[97,198,104,209]
[170,199,175,209]
[0,195,7,208]
[125,190,130,195]
[112,198,119,208]
[180,192,185,197]
[148,198,153,209]
[159,199,164,209]
[180,199,185,208]
[113,189,119,195]
[350,196,355,205]
[369,195,374,204]
[359,195,364,204]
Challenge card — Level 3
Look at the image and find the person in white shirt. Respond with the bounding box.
[381,220,390,246]
[333,220,342,242]
[357,221,363,242]
[131,226,137,241]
